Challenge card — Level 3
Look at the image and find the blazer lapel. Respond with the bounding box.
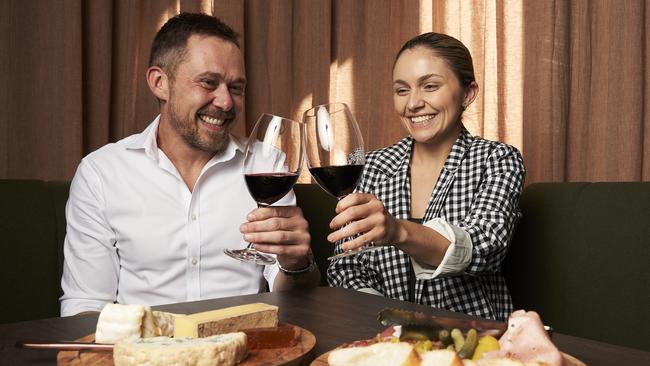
[423,127,473,222]
[374,138,412,220]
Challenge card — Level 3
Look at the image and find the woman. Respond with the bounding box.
[327,32,525,321]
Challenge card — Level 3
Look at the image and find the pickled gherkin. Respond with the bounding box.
[438,329,452,347]
[451,328,465,352]
[457,328,478,359]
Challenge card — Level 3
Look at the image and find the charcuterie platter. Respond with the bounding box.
[309,308,585,366]
[309,349,585,366]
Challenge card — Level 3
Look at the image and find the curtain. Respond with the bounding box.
[1,0,648,183]
[523,0,650,182]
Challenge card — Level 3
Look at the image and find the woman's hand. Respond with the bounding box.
[327,193,405,251]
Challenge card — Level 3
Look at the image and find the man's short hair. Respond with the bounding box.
[149,13,240,80]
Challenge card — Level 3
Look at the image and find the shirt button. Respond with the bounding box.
[191,257,198,265]
[191,213,197,220]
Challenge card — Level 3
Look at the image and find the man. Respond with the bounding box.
[60,13,319,316]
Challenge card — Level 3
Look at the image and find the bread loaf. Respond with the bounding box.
[328,342,421,366]
[473,359,545,366]
[113,333,247,366]
[328,343,476,366]
[420,349,463,366]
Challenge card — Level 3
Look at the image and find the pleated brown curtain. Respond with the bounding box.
[0,0,84,180]
[523,0,650,182]
[0,0,648,183]
[424,0,525,156]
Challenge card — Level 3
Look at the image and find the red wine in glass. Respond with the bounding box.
[308,165,364,199]
[224,113,303,265]
[303,102,380,260]
[245,172,299,206]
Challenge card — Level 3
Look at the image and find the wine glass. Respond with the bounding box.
[303,102,380,260]
[224,113,304,265]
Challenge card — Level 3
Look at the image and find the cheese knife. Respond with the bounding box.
[16,324,297,351]
[378,308,553,338]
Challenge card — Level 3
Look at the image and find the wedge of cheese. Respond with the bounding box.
[113,333,247,366]
[174,303,279,338]
[142,310,181,338]
[95,303,182,343]
[95,304,147,344]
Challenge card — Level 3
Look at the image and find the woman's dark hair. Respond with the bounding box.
[394,32,475,88]
[149,13,239,80]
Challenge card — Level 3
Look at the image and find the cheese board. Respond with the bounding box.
[57,324,315,366]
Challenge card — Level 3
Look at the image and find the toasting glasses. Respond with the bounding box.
[224,113,304,265]
[303,102,380,260]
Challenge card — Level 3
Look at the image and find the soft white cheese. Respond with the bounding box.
[95,304,147,344]
[95,303,181,343]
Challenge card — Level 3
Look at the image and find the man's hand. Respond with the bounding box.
[327,193,405,251]
[240,205,312,270]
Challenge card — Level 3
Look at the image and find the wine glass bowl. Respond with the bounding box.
[303,102,379,260]
[303,103,365,197]
[224,113,303,265]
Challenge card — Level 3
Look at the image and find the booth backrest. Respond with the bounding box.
[0,180,648,352]
[503,182,650,351]
[293,184,336,284]
[0,180,69,323]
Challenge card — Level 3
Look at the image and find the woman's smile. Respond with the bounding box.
[409,113,437,125]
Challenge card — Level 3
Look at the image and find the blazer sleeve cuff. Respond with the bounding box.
[411,218,473,280]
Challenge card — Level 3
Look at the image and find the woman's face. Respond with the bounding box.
[392,46,476,144]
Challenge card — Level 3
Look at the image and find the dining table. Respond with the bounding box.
[1,286,648,366]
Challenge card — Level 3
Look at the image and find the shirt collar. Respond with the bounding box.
[123,115,162,162]
[206,134,245,167]
[124,114,245,164]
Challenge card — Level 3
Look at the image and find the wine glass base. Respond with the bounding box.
[224,248,276,265]
[327,245,383,260]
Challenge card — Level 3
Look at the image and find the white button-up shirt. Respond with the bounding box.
[60,116,284,316]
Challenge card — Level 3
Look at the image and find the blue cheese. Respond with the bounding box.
[113,333,248,366]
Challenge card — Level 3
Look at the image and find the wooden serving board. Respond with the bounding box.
[309,350,586,366]
[57,324,315,366]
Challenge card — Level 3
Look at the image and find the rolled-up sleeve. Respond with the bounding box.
[411,218,473,279]
[60,159,119,316]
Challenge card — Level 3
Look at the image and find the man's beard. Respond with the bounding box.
[168,103,234,153]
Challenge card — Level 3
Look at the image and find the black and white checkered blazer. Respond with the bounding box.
[327,126,525,320]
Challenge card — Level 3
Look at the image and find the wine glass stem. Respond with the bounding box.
[336,196,352,246]
[250,203,264,261]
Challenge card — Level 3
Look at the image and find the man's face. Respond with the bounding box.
[165,35,246,153]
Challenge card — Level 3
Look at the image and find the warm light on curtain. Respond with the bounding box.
[431,0,524,151]
[0,0,647,182]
